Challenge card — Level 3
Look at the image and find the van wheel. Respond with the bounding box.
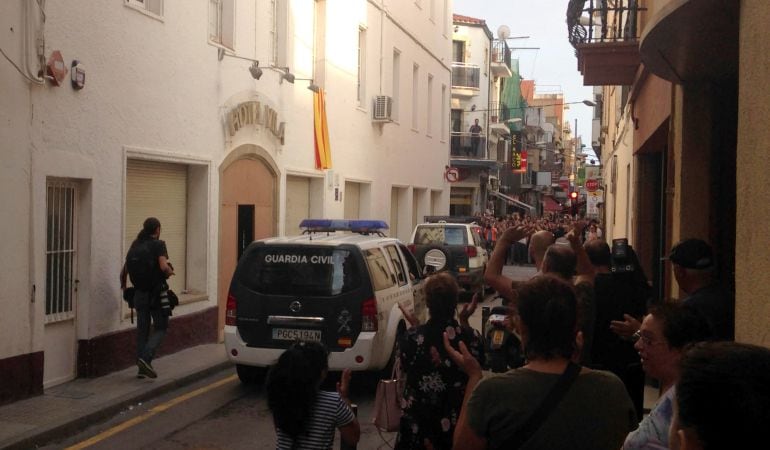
[236,364,267,385]
[422,246,452,271]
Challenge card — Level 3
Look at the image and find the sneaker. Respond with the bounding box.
[136,370,146,379]
[137,358,158,379]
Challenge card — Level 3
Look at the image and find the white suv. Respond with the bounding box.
[408,216,489,297]
[224,220,426,384]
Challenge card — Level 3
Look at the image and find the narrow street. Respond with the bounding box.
[35,266,537,450]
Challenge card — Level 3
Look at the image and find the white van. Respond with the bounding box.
[224,220,426,383]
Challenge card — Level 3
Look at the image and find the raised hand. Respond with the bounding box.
[610,314,641,338]
[443,332,482,379]
[398,302,420,328]
[458,293,480,328]
[337,368,352,404]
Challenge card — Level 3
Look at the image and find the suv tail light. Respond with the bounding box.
[225,292,237,326]
[407,244,416,254]
[465,246,478,257]
[361,298,378,332]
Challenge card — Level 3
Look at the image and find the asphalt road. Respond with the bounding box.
[42,265,537,449]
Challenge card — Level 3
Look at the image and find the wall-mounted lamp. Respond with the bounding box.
[217,48,262,80]
[287,76,320,92]
[248,62,263,80]
[277,67,295,84]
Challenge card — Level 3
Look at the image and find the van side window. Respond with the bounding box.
[385,245,407,286]
[471,229,484,247]
[398,243,421,282]
[364,247,397,290]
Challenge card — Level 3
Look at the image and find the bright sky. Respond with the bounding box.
[452,0,597,161]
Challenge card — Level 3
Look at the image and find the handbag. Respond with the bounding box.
[372,356,404,432]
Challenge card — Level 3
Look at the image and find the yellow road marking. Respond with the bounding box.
[65,374,238,450]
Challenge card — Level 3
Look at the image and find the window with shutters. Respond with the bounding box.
[123,156,210,312]
[125,160,189,295]
[271,0,289,68]
[124,0,163,19]
[209,0,235,50]
[358,27,367,107]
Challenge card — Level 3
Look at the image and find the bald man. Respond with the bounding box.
[529,230,555,273]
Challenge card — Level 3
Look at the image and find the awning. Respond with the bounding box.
[542,196,563,212]
[489,190,535,213]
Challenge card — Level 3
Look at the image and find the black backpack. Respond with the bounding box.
[126,240,158,291]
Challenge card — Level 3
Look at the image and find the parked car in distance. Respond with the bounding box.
[408,216,489,298]
[225,219,426,384]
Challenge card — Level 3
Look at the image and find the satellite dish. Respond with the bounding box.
[497,25,511,40]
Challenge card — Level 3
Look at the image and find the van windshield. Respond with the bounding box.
[240,246,362,296]
[414,225,468,246]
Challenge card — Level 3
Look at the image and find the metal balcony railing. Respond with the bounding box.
[489,102,511,124]
[451,63,481,89]
[491,40,512,68]
[567,0,645,47]
[450,132,488,159]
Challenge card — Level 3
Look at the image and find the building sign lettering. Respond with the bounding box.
[227,100,285,145]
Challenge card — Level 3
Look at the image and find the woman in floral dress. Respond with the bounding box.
[395,273,485,450]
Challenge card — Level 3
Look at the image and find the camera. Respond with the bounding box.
[610,238,635,273]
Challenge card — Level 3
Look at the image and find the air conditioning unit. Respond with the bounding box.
[372,95,393,122]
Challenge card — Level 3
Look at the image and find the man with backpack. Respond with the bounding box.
[120,217,175,379]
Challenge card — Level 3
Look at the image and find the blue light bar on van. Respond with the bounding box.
[299,219,389,233]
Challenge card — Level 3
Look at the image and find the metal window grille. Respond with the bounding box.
[46,180,77,323]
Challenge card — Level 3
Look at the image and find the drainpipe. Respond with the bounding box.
[379,0,385,94]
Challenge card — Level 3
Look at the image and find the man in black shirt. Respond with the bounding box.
[469,119,482,157]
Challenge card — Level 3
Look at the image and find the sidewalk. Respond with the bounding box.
[0,343,230,450]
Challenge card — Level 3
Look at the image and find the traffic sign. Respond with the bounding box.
[445,167,460,183]
[586,179,599,192]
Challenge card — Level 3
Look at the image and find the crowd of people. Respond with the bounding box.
[256,213,761,450]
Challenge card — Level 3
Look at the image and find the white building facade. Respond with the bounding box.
[0,0,451,403]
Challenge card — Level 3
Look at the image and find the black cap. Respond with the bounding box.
[667,239,714,269]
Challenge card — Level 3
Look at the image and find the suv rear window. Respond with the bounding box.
[239,246,362,296]
[414,225,468,246]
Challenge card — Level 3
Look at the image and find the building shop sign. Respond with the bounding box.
[226,101,286,145]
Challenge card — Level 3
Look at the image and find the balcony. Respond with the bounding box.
[490,40,513,78]
[451,132,487,159]
[451,63,481,96]
[489,102,513,136]
[566,0,644,86]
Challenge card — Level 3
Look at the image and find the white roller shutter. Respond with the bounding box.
[125,159,187,293]
[285,176,310,236]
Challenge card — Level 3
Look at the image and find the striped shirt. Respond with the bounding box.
[276,391,355,450]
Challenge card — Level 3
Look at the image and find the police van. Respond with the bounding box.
[225,219,426,383]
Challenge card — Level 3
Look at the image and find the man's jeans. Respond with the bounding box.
[133,288,168,364]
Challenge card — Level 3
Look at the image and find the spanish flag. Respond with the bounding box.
[313,89,332,169]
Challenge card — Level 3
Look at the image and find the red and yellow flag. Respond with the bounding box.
[313,89,332,169]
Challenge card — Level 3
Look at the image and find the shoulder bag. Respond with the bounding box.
[372,356,404,432]
[498,361,582,450]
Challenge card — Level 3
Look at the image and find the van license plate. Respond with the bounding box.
[272,328,322,342]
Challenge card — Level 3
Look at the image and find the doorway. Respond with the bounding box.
[43,179,79,387]
[219,157,276,338]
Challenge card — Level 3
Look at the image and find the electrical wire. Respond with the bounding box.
[456,100,594,115]
[0,46,44,84]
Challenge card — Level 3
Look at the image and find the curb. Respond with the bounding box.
[2,360,233,450]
